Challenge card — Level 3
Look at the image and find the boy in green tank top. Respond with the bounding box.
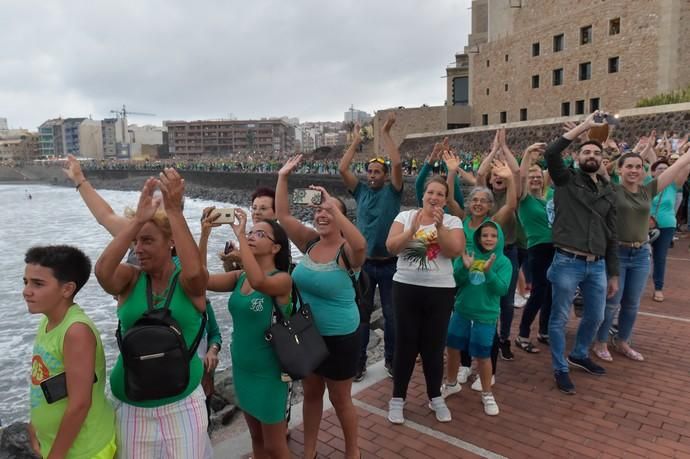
[24,245,116,459]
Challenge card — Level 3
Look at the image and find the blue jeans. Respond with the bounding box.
[651,228,675,291]
[358,259,396,367]
[499,244,519,341]
[547,251,607,373]
[596,246,650,343]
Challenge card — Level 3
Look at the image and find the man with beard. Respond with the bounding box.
[339,114,403,381]
[545,111,619,395]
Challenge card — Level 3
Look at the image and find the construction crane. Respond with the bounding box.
[109,104,156,143]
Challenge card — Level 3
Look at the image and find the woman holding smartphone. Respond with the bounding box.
[276,155,366,459]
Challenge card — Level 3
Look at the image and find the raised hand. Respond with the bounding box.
[584,110,607,129]
[351,123,362,145]
[308,185,340,215]
[524,143,546,162]
[135,178,161,224]
[441,150,461,173]
[462,251,475,269]
[483,253,496,272]
[230,208,248,239]
[279,154,302,176]
[383,113,396,133]
[491,159,512,179]
[62,154,86,185]
[158,167,184,212]
[201,206,221,232]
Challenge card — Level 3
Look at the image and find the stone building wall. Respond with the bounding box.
[401,103,690,159]
[469,0,664,125]
[372,106,446,158]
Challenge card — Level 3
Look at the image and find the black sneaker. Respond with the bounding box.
[554,371,576,395]
[498,339,514,361]
[354,367,366,382]
[567,355,606,376]
[384,361,394,379]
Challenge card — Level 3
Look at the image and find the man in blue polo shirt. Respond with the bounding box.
[339,114,403,381]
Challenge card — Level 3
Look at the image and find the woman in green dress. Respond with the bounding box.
[205,209,292,459]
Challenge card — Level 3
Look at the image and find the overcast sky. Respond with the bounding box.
[1,0,470,129]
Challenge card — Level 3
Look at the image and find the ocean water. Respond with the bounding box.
[0,183,301,425]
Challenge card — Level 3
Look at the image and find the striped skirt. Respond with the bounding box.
[114,385,210,459]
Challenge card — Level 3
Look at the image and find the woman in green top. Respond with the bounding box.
[95,170,209,458]
[593,152,690,362]
[516,144,554,353]
[204,209,293,459]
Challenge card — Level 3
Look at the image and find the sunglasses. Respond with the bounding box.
[246,229,276,243]
[368,157,386,165]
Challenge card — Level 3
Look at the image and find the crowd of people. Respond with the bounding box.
[22,111,690,458]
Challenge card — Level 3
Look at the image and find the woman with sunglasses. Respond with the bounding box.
[515,144,554,354]
[204,208,293,459]
[276,155,366,459]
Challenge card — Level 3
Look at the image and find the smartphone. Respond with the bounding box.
[213,208,236,224]
[594,113,620,127]
[292,189,322,206]
[40,372,98,404]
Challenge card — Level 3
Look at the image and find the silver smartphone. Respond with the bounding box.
[212,208,236,224]
[292,189,322,206]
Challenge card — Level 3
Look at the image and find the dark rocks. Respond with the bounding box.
[0,423,41,459]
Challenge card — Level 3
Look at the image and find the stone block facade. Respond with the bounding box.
[372,106,446,158]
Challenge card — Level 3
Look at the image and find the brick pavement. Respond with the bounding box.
[285,242,690,458]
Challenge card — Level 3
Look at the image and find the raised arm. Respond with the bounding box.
[198,207,220,268]
[158,168,207,309]
[276,155,319,252]
[657,150,690,192]
[442,150,465,218]
[229,209,292,300]
[380,114,403,191]
[492,161,518,227]
[415,144,440,205]
[547,113,605,186]
[476,131,500,186]
[62,155,129,236]
[520,143,547,198]
[338,124,361,192]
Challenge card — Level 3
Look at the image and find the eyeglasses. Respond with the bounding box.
[246,229,275,242]
[470,198,491,204]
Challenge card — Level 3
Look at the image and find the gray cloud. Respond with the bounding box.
[0,0,470,129]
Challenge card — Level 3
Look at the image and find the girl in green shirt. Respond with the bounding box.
[204,209,293,459]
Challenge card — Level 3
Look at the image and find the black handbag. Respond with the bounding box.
[265,284,329,381]
[340,248,374,325]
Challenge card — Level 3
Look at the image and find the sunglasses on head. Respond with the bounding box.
[368,157,386,165]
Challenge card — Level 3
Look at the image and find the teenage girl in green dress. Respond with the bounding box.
[205,208,292,459]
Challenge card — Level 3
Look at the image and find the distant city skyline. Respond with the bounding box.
[0,1,470,130]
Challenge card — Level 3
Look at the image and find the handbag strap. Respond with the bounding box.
[146,270,180,312]
[338,244,361,303]
[651,188,663,219]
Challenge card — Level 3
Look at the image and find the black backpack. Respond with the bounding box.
[116,272,207,401]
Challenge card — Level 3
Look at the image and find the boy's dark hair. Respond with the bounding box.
[25,245,91,295]
[651,158,669,172]
[250,187,276,211]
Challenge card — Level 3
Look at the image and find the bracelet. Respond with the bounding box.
[76,180,87,191]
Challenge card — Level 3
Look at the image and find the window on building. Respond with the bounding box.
[609,18,621,35]
[553,34,564,52]
[532,75,540,88]
[452,76,469,105]
[532,42,540,57]
[590,98,600,112]
[520,108,528,121]
[580,25,592,45]
[482,114,489,126]
[575,100,585,115]
[505,54,509,62]
[562,102,571,116]
[486,59,490,67]
[500,111,507,123]
[579,62,592,81]
[608,56,619,73]
[486,88,490,96]
[553,68,564,86]
[505,83,509,91]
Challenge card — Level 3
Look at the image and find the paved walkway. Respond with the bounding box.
[224,242,690,458]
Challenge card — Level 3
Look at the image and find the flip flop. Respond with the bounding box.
[593,347,613,362]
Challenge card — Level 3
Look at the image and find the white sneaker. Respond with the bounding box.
[471,375,495,391]
[442,382,462,398]
[428,396,452,422]
[388,397,405,424]
[457,366,472,384]
[481,393,500,416]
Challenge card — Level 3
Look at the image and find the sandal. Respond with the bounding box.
[537,334,550,345]
[593,347,613,362]
[612,338,644,361]
[515,338,540,353]
[653,291,664,302]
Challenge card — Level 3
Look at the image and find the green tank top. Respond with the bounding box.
[110,267,204,407]
[227,273,290,374]
[30,304,115,459]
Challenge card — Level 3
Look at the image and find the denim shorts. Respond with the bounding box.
[446,312,496,358]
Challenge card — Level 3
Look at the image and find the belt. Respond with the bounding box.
[366,257,397,266]
[619,241,648,249]
[556,247,603,262]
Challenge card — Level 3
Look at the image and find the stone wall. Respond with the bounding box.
[372,106,446,158]
[401,103,690,158]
